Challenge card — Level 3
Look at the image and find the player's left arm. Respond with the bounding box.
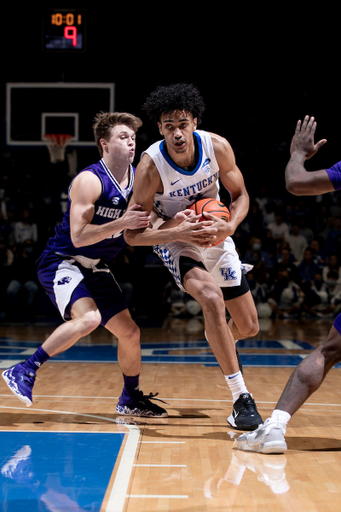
[70,172,150,248]
[210,133,249,237]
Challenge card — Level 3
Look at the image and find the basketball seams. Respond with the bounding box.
[200,199,214,214]
[188,199,230,245]
[189,199,230,220]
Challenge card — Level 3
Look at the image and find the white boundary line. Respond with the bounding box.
[133,464,186,467]
[105,426,140,512]
[127,494,188,499]
[1,394,341,407]
[0,405,139,512]
[141,441,185,444]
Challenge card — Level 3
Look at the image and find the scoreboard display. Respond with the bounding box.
[43,9,86,52]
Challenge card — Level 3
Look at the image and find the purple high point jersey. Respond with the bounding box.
[45,159,134,261]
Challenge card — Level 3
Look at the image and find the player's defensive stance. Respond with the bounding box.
[237,115,341,453]
[2,112,167,418]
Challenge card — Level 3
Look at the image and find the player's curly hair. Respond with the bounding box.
[142,83,206,125]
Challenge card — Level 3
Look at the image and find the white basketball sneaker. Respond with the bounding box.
[236,418,287,454]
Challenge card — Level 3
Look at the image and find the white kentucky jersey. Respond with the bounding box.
[143,130,220,219]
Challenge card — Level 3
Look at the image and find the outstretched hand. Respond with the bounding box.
[290,115,327,160]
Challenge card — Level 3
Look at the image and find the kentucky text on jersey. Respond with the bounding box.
[143,130,221,220]
[169,171,219,197]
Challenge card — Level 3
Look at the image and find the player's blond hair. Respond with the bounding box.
[93,112,142,156]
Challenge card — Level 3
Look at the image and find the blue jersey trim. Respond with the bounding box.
[159,132,203,176]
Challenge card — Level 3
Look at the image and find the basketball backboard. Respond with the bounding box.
[6,82,115,147]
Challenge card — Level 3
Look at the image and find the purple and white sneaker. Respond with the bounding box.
[116,389,168,418]
[2,363,36,407]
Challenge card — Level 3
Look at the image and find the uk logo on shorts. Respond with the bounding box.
[57,276,72,285]
[219,267,237,281]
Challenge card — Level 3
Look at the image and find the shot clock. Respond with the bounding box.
[43,9,86,52]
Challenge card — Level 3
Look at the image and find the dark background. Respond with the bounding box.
[1,4,340,184]
[1,4,340,321]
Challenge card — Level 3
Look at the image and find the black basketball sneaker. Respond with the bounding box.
[116,389,168,417]
[228,393,263,431]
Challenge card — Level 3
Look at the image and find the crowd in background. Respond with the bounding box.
[1,151,341,323]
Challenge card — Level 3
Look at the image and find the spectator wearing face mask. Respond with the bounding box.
[244,237,274,270]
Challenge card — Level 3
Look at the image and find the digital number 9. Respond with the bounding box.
[64,26,77,46]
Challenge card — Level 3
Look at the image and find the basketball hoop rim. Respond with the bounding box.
[43,134,73,163]
[43,133,74,147]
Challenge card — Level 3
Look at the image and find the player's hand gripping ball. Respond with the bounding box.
[189,198,230,246]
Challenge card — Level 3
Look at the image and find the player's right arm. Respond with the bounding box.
[124,154,217,246]
[285,115,333,196]
[69,171,150,248]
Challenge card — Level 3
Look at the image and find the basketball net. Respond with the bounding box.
[43,134,73,163]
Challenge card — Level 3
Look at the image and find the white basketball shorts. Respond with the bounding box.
[153,237,251,292]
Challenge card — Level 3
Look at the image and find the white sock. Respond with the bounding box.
[269,409,291,426]
[225,371,248,403]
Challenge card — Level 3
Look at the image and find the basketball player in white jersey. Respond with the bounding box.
[124,83,262,431]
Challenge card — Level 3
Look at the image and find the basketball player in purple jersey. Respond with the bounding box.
[2,112,167,418]
[237,115,341,453]
[124,84,263,431]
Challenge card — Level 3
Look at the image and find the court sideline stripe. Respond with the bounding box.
[127,494,188,499]
[1,394,341,407]
[133,464,187,467]
[141,441,185,444]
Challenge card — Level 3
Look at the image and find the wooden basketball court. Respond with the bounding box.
[1,316,341,511]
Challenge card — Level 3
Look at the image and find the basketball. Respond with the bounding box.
[189,198,230,246]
